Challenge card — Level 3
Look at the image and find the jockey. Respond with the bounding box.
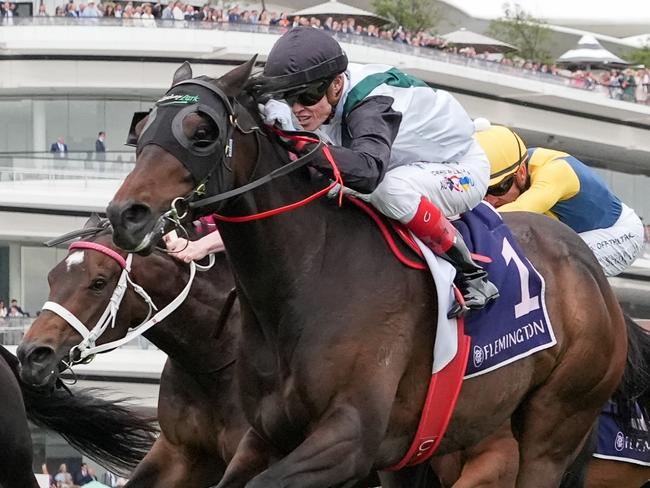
[475,124,644,276]
[251,26,499,315]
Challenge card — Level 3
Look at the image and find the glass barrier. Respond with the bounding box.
[0,317,33,345]
[0,150,136,163]
[0,151,135,182]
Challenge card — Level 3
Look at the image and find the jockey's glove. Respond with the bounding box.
[259,99,296,131]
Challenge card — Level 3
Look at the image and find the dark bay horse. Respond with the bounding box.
[17,228,250,487]
[106,59,650,488]
[0,343,156,488]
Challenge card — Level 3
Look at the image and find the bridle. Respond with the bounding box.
[152,81,342,231]
[41,240,214,364]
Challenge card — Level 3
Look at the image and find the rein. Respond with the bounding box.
[42,241,214,364]
[214,139,343,223]
[166,127,344,225]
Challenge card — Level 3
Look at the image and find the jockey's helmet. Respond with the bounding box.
[475,125,528,187]
[254,27,348,103]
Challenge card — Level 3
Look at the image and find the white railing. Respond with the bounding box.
[0,317,33,346]
[0,316,156,349]
[0,152,134,183]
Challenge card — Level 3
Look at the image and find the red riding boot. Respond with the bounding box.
[405,197,499,317]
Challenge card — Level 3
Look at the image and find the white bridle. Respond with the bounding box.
[41,240,214,363]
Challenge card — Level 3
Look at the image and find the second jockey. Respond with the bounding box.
[252,26,498,315]
[475,124,644,276]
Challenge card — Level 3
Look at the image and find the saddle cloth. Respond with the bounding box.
[392,202,556,469]
[457,202,556,377]
[593,401,650,466]
[417,202,557,377]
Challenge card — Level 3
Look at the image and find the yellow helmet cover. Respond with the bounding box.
[475,126,528,186]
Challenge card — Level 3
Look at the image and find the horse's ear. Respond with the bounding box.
[216,55,258,98]
[172,61,193,86]
[84,213,102,229]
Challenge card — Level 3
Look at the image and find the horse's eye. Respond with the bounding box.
[193,126,217,149]
[90,278,107,291]
[194,127,210,140]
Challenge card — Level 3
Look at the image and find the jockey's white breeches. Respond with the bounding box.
[579,203,645,277]
[368,140,490,222]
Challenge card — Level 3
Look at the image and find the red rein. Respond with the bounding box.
[212,134,344,223]
[210,131,425,271]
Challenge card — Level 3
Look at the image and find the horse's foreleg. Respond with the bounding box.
[215,427,273,488]
[379,465,443,488]
[243,404,379,488]
[126,434,189,488]
[127,435,224,488]
[449,420,519,488]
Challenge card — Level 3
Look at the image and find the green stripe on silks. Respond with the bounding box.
[343,68,430,116]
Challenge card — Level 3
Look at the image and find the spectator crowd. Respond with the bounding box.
[1,1,649,103]
[0,298,30,346]
[0,298,27,320]
[576,68,650,104]
[41,462,129,487]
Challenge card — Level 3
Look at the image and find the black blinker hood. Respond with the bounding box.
[129,77,236,198]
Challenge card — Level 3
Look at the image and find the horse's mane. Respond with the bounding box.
[189,73,269,134]
[237,81,268,129]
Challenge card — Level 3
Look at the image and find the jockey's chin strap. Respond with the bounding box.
[41,241,215,364]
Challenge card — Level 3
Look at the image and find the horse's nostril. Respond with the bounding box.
[27,346,55,366]
[107,201,155,251]
[123,204,151,226]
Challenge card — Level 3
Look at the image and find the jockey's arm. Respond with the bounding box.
[192,230,225,254]
[498,159,580,215]
[309,96,401,193]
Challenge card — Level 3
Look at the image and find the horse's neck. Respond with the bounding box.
[135,252,237,372]
[221,147,328,282]
[218,134,377,341]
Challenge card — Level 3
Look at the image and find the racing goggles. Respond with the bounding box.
[282,78,333,106]
[487,174,516,197]
[487,150,528,197]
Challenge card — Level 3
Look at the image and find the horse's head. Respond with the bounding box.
[17,227,152,388]
[107,58,258,254]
